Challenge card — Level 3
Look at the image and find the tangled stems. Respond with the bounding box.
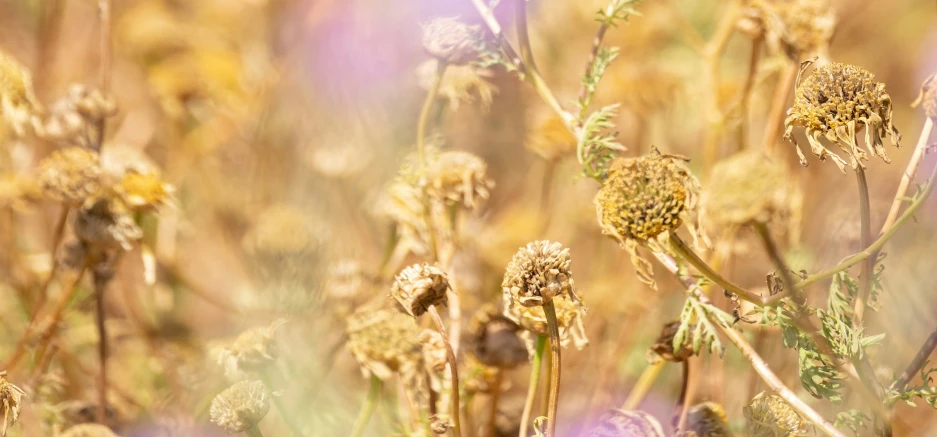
[519,335,546,437]
[542,301,562,437]
[428,306,462,437]
[350,375,382,437]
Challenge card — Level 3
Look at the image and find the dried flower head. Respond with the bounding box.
[420,329,448,372]
[686,402,733,437]
[502,240,582,308]
[594,151,704,289]
[587,409,666,437]
[505,296,589,355]
[36,84,117,147]
[702,150,798,229]
[647,321,694,363]
[745,0,836,60]
[466,304,528,369]
[37,147,104,206]
[391,263,451,317]
[346,308,423,380]
[744,391,813,436]
[73,196,143,251]
[0,372,25,437]
[417,60,497,111]
[425,151,494,209]
[912,72,937,120]
[60,424,120,437]
[209,380,270,434]
[114,170,174,212]
[0,50,39,135]
[219,319,287,375]
[421,17,481,65]
[784,62,900,171]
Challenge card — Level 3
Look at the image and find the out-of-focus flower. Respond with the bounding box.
[242,204,324,284]
[373,179,446,257]
[462,356,502,395]
[35,84,117,148]
[73,196,143,251]
[218,319,287,375]
[505,295,588,355]
[0,50,39,135]
[647,321,694,363]
[114,170,174,212]
[417,60,497,111]
[421,17,482,65]
[346,308,423,381]
[466,304,528,369]
[594,151,704,289]
[686,402,733,437]
[525,111,576,161]
[0,174,39,211]
[784,62,900,172]
[607,63,682,115]
[37,147,104,207]
[502,240,582,309]
[586,409,665,437]
[209,380,270,434]
[420,329,448,372]
[391,263,451,317]
[912,72,937,120]
[741,0,836,60]
[425,150,494,210]
[306,140,372,179]
[322,259,371,317]
[744,391,813,436]
[701,150,800,230]
[0,372,25,437]
[60,424,120,437]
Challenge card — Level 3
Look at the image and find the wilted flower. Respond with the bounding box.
[594,151,704,289]
[209,380,270,434]
[502,240,582,308]
[60,424,120,437]
[505,296,589,355]
[784,62,900,172]
[0,50,39,135]
[346,308,423,381]
[73,196,143,251]
[417,60,497,111]
[391,263,451,317]
[0,372,25,437]
[912,72,937,120]
[701,150,800,229]
[744,391,813,436]
[587,409,665,437]
[425,151,494,210]
[743,0,835,60]
[686,402,733,437]
[420,329,448,372]
[466,304,528,369]
[421,17,482,65]
[219,319,287,375]
[114,170,174,212]
[37,147,104,206]
[647,321,694,363]
[35,84,117,147]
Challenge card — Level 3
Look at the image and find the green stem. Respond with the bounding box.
[351,375,382,437]
[428,306,462,437]
[487,369,503,437]
[519,336,547,437]
[853,166,873,325]
[542,301,562,437]
[245,426,265,437]
[621,362,665,409]
[540,340,553,418]
[668,234,769,305]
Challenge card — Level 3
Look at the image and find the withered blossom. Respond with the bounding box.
[647,321,694,363]
[391,263,451,317]
[35,84,117,148]
[742,0,836,60]
[425,150,494,210]
[346,308,423,381]
[218,319,287,375]
[784,62,900,171]
[37,147,104,206]
[504,296,589,356]
[586,409,665,437]
[0,372,25,437]
[744,391,813,436]
[417,60,497,111]
[114,170,174,212]
[421,17,482,65]
[209,380,270,434]
[502,240,582,308]
[686,402,734,437]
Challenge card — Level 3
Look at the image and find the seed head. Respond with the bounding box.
[425,151,494,210]
[346,309,423,380]
[784,62,900,171]
[219,319,287,375]
[647,321,694,363]
[417,60,496,111]
[209,380,270,434]
[37,147,104,206]
[701,150,797,229]
[686,402,733,437]
[0,372,25,437]
[744,391,813,436]
[60,424,120,437]
[466,304,528,369]
[421,17,481,65]
[587,409,666,437]
[391,263,451,317]
[912,72,937,120]
[73,196,143,251]
[0,50,39,135]
[504,296,588,356]
[502,240,581,308]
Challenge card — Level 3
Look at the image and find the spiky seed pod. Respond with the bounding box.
[686,402,734,437]
[745,0,835,60]
[391,263,451,317]
[59,424,120,437]
[346,309,423,381]
[209,380,270,434]
[784,62,900,172]
[37,147,104,206]
[647,321,694,363]
[504,296,589,356]
[114,170,173,212]
[587,409,666,437]
[425,151,495,210]
[421,17,481,65]
[466,304,528,369]
[0,50,39,135]
[502,240,582,309]
[701,150,798,229]
[0,372,25,437]
[912,72,937,120]
[73,196,143,251]
[420,329,448,372]
[594,152,704,289]
[417,60,497,111]
[219,319,287,375]
[744,392,813,437]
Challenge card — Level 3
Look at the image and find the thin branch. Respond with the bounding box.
[428,306,462,437]
[519,335,546,437]
[93,272,109,424]
[891,326,937,392]
[760,60,799,155]
[880,118,934,233]
[621,361,665,409]
[736,35,762,151]
[542,301,562,437]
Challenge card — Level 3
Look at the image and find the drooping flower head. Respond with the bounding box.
[744,391,813,436]
[504,296,588,356]
[587,409,665,437]
[391,263,451,317]
[346,308,423,381]
[421,17,482,65]
[209,380,270,434]
[647,321,694,364]
[502,240,582,309]
[784,62,900,172]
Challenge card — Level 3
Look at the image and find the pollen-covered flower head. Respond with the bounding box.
[209,380,270,434]
[218,319,287,375]
[0,50,39,135]
[504,295,588,355]
[0,371,25,437]
[37,147,104,206]
[702,150,799,229]
[744,0,835,60]
[686,402,733,437]
[502,240,582,308]
[912,72,937,120]
[421,17,482,65]
[466,304,528,369]
[587,409,665,437]
[783,62,900,172]
[417,60,496,111]
[346,308,423,380]
[391,263,451,317]
[424,150,494,210]
[744,391,813,436]
[60,424,120,437]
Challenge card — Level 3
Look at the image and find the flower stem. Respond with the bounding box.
[428,306,462,437]
[668,234,771,306]
[487,369,503,437]
[417,61,446,174]
[540,339,553,418]
[891,325,937,393]
[621,361,665,410]
[31,207,69,317]
[519,335,547,437]
[760,60,799,155]
[880,118,934,233]
[542,301,562,437]
[852,166,873,325]
[93,272,109,424]
[350,375,382,437]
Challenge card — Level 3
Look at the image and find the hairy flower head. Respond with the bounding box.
[587,409,665,437]
[209,380,270,433]
[346,308,423,380]
[37,147,104,206]
[391,263,451,317]
[505,296,588,356]
[421,17,481,65]
[784,62,900,171]
[466,304,528,369]
[702,150,799,229]
[502,240,582,308]
[744,391,813,436]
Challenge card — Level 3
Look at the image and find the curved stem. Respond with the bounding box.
[245,426,265,437]
[487,370,503,437]
[674,359,697,433]
[350,375,382,437]
[621,362,665,410]
[669,234,770,306]
[891,325,937,393]
[519,335,546,437]
[542,301,562,437]
[428,306,462,437]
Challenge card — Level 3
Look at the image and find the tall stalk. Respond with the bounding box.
[519,335,546,437]
[350,375,383,437]
[542,301,562,437]
[428,306,462,437]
